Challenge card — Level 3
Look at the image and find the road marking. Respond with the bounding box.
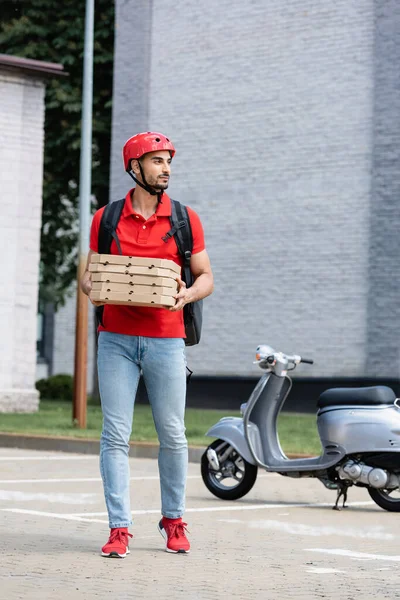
[218,518,394,540]
[73,503,315,517]
[0,477,107,484]
[0,490,99,505]
[71,500,375,518]
[307,567,345,574]
[1,508,108,524]
[0,456,98,461]
[306,548,400,562]
[0,500,377,525]
[0,475,201,484]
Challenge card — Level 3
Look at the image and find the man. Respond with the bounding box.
[81,132,213,556]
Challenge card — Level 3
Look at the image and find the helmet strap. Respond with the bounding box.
[127,171,163,206]
[128,170,157,195]
[128,158,165,200]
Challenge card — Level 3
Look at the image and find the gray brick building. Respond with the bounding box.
[49,0,400,397]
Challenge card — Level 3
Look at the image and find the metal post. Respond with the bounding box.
[73,0,95,428]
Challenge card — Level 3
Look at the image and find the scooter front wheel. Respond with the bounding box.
[201,439,258,500]
[368,487,400,512]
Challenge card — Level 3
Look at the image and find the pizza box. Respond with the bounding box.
[88,263,178,279]
[90,290,175,308]
[90,272,177,289]
[90,253,181,275]
[91,282,176,297]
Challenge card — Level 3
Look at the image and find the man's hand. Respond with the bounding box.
[81,268,106,307]
[169,276,191,312]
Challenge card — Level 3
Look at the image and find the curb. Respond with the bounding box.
[0,433,206,463]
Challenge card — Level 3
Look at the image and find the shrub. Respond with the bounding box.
[36,374,73,401]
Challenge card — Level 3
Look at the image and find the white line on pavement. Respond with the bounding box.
[0,456,98,461]
[0,475,201,484]
[70,500,375,517]
[306,548,400,562]
[307,567,345,574]
[1,508,108,524]
[0,490,99,505]
[0,501,377,525]
[218,518,394,540]
[0,502,378,524]
[0,477,105,484]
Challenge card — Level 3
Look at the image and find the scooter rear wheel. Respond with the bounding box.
[368,487,400,512]
[201,439,258,500]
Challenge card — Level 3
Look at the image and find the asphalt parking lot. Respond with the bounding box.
[0,447,400,600]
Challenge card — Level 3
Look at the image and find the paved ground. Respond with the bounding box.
[0,448,400,599]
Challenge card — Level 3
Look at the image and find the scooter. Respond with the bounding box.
[201,344,400,511]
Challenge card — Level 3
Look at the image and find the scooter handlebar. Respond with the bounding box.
[300,357,314,364]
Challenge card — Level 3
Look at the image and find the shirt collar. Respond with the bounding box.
[122,188,172,218]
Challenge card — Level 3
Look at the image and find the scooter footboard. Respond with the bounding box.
[205,417,263,466]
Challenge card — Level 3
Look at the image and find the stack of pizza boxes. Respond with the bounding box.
[89,254,179,308]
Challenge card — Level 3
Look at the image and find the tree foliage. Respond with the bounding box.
[0,0,114,305]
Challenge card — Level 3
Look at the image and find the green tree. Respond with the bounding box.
[0,0,114,306]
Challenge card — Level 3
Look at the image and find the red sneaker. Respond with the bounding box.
[101,527,132,558]
[158,517,190,554]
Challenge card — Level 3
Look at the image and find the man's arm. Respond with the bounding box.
[170,249,214,312]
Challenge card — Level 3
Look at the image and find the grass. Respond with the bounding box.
[0,400,322,455]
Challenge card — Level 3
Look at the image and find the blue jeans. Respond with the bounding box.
[97,332,188,528]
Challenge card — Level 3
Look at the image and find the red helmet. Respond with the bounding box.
[122,131,176,172]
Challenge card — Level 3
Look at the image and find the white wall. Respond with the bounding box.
[0,69,45,411]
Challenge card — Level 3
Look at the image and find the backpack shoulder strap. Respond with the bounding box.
[169,199,193,267]
[98,198,125,255]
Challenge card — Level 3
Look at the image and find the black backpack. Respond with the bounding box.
[95,198,203,346]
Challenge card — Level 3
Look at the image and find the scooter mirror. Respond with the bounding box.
[255,344,275,362]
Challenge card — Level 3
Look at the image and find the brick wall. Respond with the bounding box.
[366,0,400,374]
[0,70,44,411]
[109,0,400,379]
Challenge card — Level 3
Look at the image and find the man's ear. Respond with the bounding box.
[131,158,140,174]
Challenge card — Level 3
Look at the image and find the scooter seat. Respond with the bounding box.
[317,385,396,409]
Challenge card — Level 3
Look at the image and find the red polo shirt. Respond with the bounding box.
[89,189,205,338]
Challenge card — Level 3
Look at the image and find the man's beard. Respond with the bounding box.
[152,179,169,190]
